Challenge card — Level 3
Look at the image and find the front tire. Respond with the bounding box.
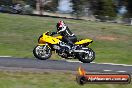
[33,45,52,60]
[77,48,95,63]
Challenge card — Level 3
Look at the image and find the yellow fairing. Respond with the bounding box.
[75,39,93,45]
[38,44,46,46]
[55,36,63,40]
[38,44,51,49]
[39,33,61,44]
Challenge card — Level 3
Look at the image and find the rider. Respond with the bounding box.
[51,21,77,50]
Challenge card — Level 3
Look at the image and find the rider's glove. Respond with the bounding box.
[50,32,57,36]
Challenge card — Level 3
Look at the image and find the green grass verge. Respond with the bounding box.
[0,71,131,88]
[0,13,132,64]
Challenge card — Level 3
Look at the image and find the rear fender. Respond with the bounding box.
[75,39,93,46]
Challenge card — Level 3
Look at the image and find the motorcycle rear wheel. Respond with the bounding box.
[77,48,95,63]
[33,45,52,60]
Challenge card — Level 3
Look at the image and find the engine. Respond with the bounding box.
[53,45,61,50]
[53,42,75,59]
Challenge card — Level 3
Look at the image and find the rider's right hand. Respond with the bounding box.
[50,32,57,36]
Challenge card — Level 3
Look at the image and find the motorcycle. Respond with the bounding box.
[33,31,95,63]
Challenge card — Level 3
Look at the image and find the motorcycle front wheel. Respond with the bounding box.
[33,45,52,60]
[77,48,95,63]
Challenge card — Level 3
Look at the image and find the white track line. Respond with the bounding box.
[116,71,127,73]
[66,60,82,63]
[103,70,112,72]
[66,60,96,63]
[66,60,132,67]
[0,56,12,57]
[91,62,96,63]
[97,63,132,67]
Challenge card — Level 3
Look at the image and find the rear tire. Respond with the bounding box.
[33,45,52,60]
[77,48,95,63]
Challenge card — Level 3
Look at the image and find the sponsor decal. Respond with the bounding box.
[76,66,131,85]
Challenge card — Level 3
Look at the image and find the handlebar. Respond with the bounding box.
[44,31,57,36]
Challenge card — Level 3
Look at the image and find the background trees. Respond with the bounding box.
[44,0,58,12]
[90,0,116,17]
[126,0,132,17]
[0,0,13,5]
[71,0,84,17]
[25,0,36,8]
[0,0,132,18]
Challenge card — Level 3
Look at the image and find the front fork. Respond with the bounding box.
[38,43,49,51]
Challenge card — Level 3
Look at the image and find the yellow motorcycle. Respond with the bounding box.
[33,31,95,63]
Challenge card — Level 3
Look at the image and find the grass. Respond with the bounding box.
[0,13,132,64]
[0,70,131,88]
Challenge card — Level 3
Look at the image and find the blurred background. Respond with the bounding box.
[0,0,132,24]
[0,1,132,87]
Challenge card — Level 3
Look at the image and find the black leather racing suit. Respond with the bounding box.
[57,26,77,47]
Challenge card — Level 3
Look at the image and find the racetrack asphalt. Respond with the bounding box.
[0,57,132,74]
